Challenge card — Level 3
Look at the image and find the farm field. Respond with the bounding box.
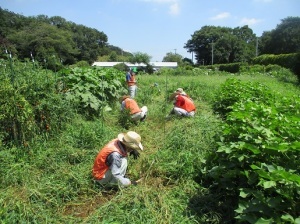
[1,66,299,223]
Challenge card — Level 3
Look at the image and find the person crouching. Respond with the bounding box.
[168,88,196,117]
[120,95,148,122]
[92,131,143,188]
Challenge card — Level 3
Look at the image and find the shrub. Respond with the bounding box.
[252,53,300,82]
[0,59,74,146]
[113,62,129,72]
[240,64,265,73]
[212,78,274,118]
[203,80,300,223]
[70,60,90,68]
[219,62,247,73]
[58,67,127,119]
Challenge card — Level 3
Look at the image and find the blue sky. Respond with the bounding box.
[1,0,299,62]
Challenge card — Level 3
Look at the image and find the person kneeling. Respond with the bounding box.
[168,88,196,118]
[120,95,148,122]
[92,131,144,189]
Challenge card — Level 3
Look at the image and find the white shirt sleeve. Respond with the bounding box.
[107,152,131,186]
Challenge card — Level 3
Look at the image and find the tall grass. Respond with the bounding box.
[0,70,299,223]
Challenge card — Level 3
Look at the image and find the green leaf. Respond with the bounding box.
[295,217,300,224]
[250,164,261,170]
[255,217,273,224]
[263,181,276,189]
[290,141,300,151]
[103,105,112,112]
[239,189,249,198]
[244,143,261,154]
[281,214,294,222]
[235,202,247,214]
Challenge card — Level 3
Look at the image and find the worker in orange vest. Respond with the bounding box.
[92,131,143,188]
[168,88,196,117]
[126,68,137,98]
[120,95,148,122]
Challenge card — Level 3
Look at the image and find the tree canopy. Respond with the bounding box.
[259,17,300,55]
[129,52,152,64]
[7,22,79,64]
[0,8,113,66]
[1,7,299,67]
[184,25,256,65]
[163,52,183,64]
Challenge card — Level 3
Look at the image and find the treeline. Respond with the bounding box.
[185,17,300,65]
[0,7,131,70]
[1,7,300,69]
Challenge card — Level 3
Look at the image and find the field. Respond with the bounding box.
[0,64,300,223]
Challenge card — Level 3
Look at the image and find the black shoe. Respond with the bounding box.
[140,115,147,122]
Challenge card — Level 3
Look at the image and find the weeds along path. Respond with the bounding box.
[59,73,300,222]
[3,70,300,223]
[53,74,227,222]
[76,75,224,223]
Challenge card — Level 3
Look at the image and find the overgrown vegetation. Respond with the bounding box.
[0,59,299,223]
[58,66,127,119]
[0,58,74,146]
[203,78,300,223]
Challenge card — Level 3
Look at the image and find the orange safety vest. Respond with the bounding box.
[92,139,127,180]
[127,74,136,86]
[124,98,141,114]
[175,95,196,112]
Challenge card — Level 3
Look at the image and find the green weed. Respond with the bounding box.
[1,62,299,223]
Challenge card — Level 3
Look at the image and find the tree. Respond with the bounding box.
[182,57,193,65]
[0,9,110,66]
[129,52,151,64]
[259,17,300,55]
[184,25,256,65]
[259,31,272,55]
[69,24,108,64]
[48,16,70,30]
[108,51,118,62]
[7,22,79,68]
[0,8,28,37]
[162,52,183,64]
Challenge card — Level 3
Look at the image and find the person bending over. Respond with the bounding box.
[120,95,148,122]
[92,131,143,188]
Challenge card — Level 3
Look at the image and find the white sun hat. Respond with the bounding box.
[118,131,143,150]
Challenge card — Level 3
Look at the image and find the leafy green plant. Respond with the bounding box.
[1,67,299,224]
[265,64,298,83]
[212,78,274,118]
[203,81,300,223]
[0,59,73,146]
[117,108,137,130]
[59,67,127,119]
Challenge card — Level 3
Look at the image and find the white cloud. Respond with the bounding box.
[210,12,230,20]
[169,2,180,15]
[240,17,262,26]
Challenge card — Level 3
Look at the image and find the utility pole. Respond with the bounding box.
[256,38,258,57]
[174,49,177,54]
[211,40,214,65]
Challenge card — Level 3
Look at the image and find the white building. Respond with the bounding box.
[92,61,178,70]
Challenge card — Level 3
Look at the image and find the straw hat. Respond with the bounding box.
[118,131,143,150]
[175,88,187,95]
[119,95,130,103]
[176,88,184,93]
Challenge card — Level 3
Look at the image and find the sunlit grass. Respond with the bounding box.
[1,71,299,223]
